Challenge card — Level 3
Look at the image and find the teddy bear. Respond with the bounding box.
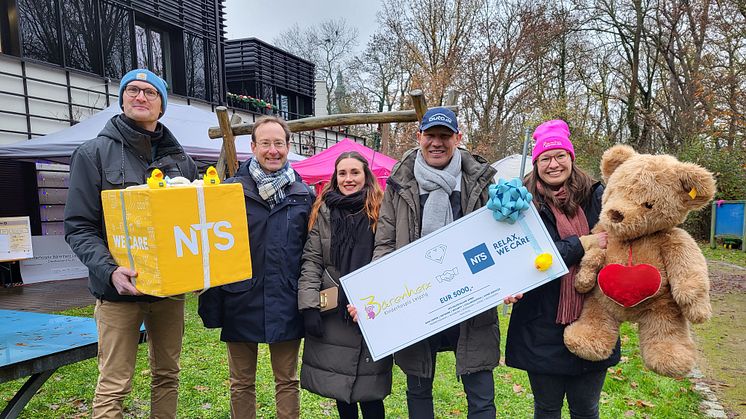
[563,144,716,378]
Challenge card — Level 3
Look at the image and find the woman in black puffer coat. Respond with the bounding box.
[297,151,392,419]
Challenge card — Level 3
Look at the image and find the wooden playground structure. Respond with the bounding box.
[208,89,460,180]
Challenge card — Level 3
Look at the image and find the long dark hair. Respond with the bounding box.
[525,161,595,216]
[308,151,384,232]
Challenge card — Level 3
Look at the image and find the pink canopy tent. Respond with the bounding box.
[291,138,398,195]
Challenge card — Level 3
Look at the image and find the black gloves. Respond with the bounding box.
[338,288,351,322]
[303,308,324,338]
[338,288,349,311]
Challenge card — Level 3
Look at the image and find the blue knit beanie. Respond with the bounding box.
[119,69,168,115]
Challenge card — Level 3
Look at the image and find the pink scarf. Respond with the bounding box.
[545,186,589,324]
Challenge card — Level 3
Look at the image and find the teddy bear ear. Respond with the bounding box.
[677,162,716,210]
[600,144,636,183]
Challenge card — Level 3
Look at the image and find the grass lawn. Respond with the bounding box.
[0,295,704,418]
[700,242,746,267]
[695,242,746,417]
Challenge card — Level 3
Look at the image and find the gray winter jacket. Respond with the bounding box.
[374,148,500,378]
[64,115,198,302]
[297,203,393,403]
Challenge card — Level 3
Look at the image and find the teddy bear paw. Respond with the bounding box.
[642,340,697,378]
[574,271,597,293]
[564,323,615,361]
[683,302,712,324]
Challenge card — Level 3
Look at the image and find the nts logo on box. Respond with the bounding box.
[463,243,495,274]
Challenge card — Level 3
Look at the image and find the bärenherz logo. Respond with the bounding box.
[462,243,495,274]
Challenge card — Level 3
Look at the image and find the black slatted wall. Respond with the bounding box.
[0,160,41,236]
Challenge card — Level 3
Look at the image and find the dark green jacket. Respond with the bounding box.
[374,148,499,378]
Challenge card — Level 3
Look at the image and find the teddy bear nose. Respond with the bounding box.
[608,210,625,223]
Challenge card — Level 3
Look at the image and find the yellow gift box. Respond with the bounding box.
[101,183,252,296]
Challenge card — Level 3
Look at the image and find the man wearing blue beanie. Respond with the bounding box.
[118,68,169,116]
[64,68,197,418]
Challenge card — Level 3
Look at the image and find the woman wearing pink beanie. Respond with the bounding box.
[503,119,619,418]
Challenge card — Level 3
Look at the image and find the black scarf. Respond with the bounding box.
[119,114,163,163]
[325,188,375,321]
[325,188,374,276]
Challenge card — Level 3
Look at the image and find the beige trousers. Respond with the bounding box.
[92,298,184,419]
[226,339,301,419]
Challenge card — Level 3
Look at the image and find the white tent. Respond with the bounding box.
[491,154,532,182]
[0,103,306,162]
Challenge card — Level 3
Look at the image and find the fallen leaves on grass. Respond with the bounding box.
[600,391,609,405]
[608,367,626,381]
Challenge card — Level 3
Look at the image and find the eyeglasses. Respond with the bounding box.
[538,152,570,166]
[124,85,160,101]
[254,140,288,150]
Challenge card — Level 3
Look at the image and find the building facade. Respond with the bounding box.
[225,38,315,121]
[0,0,226,145]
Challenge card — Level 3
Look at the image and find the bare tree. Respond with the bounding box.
[707,0,746,149]
[459,0,556,160]
[349,32,410,113]
[375,0,480,156]
[379,0,480,104]
[274,19,359,115]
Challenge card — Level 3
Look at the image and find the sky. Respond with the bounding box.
[224,0,382,53]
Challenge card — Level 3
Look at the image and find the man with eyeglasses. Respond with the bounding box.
[65,68,197,418]
[373,107,499,418]
[198,116,313,418]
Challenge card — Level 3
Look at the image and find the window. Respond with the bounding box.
[0,0,19,55]
[100,1,133,80]
[209,41,220,103]
[135,22,171,86]
[185,33,206,100]
[278,94,289,119]
[62,0,101,74]
[17,0,61,64]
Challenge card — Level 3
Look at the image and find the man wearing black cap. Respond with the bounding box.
[373,107,499,418]
[64,68,197,418]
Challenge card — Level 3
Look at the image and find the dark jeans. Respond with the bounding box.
[336,399,385,419]
[527,370,607,419]
[405,329,496,419]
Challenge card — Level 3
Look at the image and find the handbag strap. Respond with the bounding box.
[324,266,341,287]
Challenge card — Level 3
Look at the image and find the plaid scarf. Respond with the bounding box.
[248,157,296,208]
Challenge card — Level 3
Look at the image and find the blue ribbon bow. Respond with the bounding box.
[487,178,533,224]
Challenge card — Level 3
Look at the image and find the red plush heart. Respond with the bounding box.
[597,263,662,308]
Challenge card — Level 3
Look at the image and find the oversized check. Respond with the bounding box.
[340,203,568,361]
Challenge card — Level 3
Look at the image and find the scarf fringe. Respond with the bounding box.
[544,188,590,325]
[556,266,585,324]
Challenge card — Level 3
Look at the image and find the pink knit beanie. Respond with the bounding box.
[531,119,575,164]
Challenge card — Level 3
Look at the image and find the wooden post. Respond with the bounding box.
[445,90,460,106]
[410,89,428,124]
[215,106,239,180]
[379,122,391,155]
